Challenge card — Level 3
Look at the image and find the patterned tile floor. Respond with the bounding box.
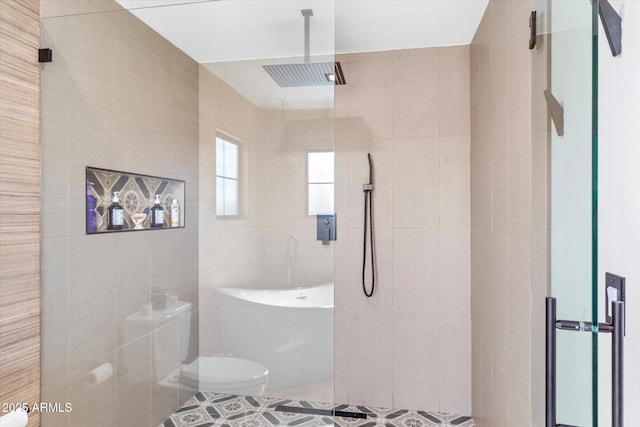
[161,393,475,427]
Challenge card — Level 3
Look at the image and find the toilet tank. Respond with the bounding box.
[124,300,191,382]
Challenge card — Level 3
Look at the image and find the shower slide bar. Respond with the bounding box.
[545,297,625,427]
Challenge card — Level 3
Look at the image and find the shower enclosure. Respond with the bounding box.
[32,0,640,425]
[36,0,531,425]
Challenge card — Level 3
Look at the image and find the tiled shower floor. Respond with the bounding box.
[161,393,475,427]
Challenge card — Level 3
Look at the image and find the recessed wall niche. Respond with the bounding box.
[86,167,186,234]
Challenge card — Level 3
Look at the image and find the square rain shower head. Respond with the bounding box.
[263,62,346,87]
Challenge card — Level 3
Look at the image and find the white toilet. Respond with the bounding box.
[124,300,269,396]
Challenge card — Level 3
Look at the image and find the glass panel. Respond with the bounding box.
[216,139,240,215]
[203,8,336,398]
[186,0,337,404]
[40,1,336,424]
[534,0,598,425]
[216,137,224,175]
[39,8,202,426]
[216,176,224,216]
[308,151,334,183]
[308,183,334,215]
[223,178,239,216]
[216,138,239,180]
[223,140,239,180]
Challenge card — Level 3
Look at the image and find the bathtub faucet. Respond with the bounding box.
[286,235,299,288]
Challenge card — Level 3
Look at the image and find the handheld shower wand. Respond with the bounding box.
[362,153,375,297]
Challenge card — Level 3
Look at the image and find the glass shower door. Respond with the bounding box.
[543,0,598,425]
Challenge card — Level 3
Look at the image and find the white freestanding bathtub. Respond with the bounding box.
[216,283,334,390]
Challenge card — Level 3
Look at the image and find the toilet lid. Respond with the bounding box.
[181,357,269,386]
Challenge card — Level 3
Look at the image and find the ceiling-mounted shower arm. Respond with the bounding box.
[262,8,345,87]
[301,9,313,64]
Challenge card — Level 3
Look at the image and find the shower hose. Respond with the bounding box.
[362,153,375,297]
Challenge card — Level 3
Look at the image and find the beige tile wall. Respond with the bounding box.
[40,7,199,426]
[334,46,471,414]
[470,1,537,425]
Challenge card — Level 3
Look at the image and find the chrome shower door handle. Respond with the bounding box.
[545,297,625,427]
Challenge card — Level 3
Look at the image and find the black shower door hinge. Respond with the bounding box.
[529,11,537,50]
[39,48,52,63]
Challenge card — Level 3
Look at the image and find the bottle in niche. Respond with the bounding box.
[107,191,124,230]
[170,199,180,227]
[150,194,164,228]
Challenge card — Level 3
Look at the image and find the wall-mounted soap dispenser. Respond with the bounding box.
[316,214,336,245]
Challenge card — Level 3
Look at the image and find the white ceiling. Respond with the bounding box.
[116,0,489,109]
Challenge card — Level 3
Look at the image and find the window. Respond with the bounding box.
[216,137,240,216]
[307,150,334,215]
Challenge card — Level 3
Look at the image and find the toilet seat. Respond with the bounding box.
[180,356,269,392]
